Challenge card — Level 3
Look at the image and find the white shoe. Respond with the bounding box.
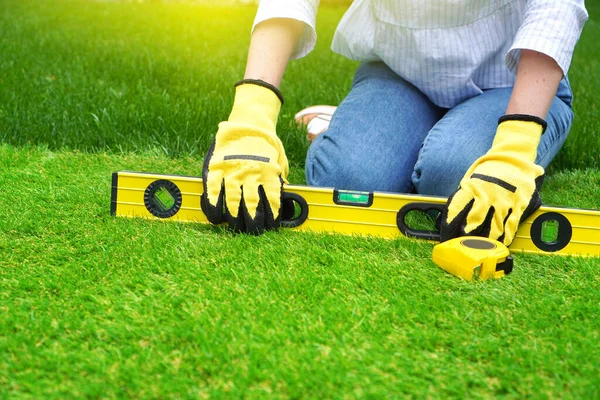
[294,105,337,142]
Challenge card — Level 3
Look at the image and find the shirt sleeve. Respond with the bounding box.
[506,0,588,75]
[253,0,320,60]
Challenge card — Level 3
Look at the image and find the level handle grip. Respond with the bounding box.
[280,192,309,228]
[396,202,445,241]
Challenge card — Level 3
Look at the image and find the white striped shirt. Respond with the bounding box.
[253,0,588,108]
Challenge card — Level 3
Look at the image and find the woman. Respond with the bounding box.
[201,0,588,246]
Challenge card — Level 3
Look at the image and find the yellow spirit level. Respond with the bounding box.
[111,171,600,257]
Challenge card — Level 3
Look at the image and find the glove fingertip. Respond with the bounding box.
[464,206,495,239]
[440,192,474,242]
[226,188,267,235]
[501,208,523,246]
[227,200,247,233]
[201,184,226,225]
[201,139,227,225]
[520,188,543,224]
[243,192,266,235]
[259,185,280,231]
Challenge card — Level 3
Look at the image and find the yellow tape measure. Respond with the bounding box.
[432,237,513,281]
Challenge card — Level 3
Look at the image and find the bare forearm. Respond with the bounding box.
[244,18,305,88]
[506,49,563,119]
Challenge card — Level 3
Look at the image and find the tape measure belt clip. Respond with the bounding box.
[496,256,514,275]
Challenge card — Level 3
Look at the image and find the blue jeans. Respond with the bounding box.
[305,62,574,196]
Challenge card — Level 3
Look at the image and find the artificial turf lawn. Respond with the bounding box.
[1,0,600,398]
[1,146,600,398]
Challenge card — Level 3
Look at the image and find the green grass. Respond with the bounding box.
[1,0,599,169]
[0,0,358,166]
[1,0,600,398]
[1,145,600,398]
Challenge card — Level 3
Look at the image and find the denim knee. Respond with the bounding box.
[412,149,472,196]
[306,135,382,191]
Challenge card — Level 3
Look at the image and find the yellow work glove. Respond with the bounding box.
[440,115,547,246]
[201,80,289,233]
